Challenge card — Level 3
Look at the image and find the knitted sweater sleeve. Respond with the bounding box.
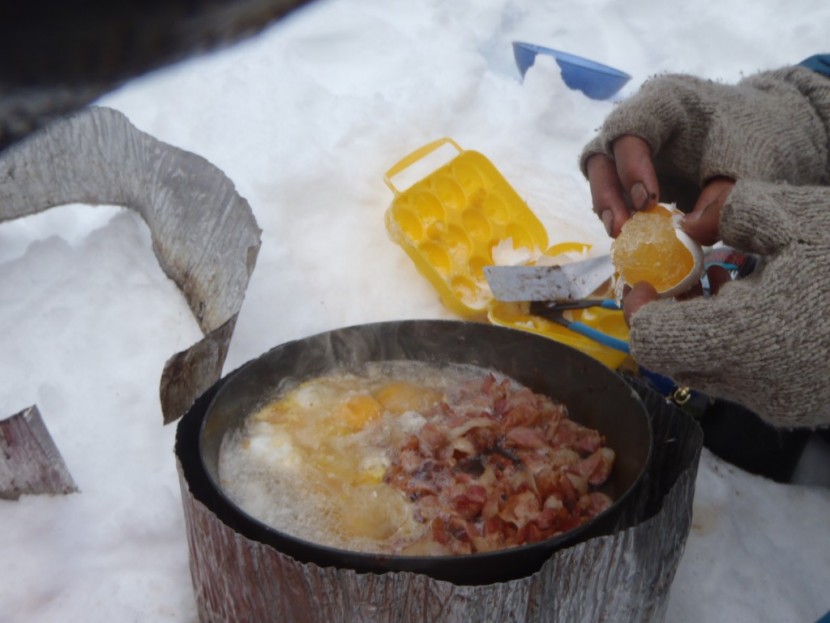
[579,64,830,427]
[629,180,830,428]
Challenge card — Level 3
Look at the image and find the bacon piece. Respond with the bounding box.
[574,490,613,516]
[533,507,559,531]
[456,455,485,478]
[450,484,487,520]
[413,493,441,522]
[533,467,558,500]
[501,388,545,426]
[543,494,564,511]
[564,472,589,496]
[499,490,540,528]
[518,449,551,475]
[546,447,581,469]
[399,448,422,473]
[480,491,501,521]
[555,470,579,508]
[549,419,604,454]
[504,425,547,449]
[419,421,450,452]
[383,372,616,554]
[569,447,616,486]
[574,428,603,455]
[465,425,500,453]
[448,416,496,440]
[431,517,450,545]
[480,373,498,394]
[451,437,477,458]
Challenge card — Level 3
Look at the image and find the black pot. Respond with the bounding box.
[192,320,652,585]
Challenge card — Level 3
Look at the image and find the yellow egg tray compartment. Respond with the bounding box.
[384,137,549,319]
[384,138,630,370]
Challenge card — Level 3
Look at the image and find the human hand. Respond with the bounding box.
[584,130,736,317]
[585,135,658,238]
[622,175,735,320]
[625,179,830,428]
[580,66,828,235]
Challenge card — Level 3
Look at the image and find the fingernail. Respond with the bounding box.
[600,210,614,236]
[629,182,653,211]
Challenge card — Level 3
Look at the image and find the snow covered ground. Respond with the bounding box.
[1,0,828,621]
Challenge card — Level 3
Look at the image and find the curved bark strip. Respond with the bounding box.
[0,106,262,423]
[0,406,78,500]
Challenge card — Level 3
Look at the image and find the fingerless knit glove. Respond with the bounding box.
[629,179,830,428]
[580,66,830,208]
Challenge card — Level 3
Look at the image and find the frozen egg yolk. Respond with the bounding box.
[611,203,704,298]
[373,381,443,415]
[335,394,383,431]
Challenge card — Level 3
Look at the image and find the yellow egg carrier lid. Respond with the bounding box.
[383,137,630,370]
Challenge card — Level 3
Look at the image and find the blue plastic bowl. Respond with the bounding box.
[512,41,631,100]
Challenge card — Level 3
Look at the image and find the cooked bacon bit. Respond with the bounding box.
[569,447,616,486]
[550,420,603,453]
[481,373,498,393]
[448,416,497,440]
[465,425,499,454]
[546,447,581,469]
[533,466,558,499]
[499,490,540,527]
[419,422,450,452]
[480,491,501,520]
[564,472,589,496]
[399,448,422,473]
[504,425,547,449]
[555,470,579,507]
[451,437,477,458]
[584,491,613,515]
[507,468,538,498]
[543,494,564,511]
[456,456,485,477]
[414,493,441,522]
[384,373,615,554]
[431,517,450,545]
[451,484,487,520]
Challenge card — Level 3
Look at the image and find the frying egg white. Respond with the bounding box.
[218,363,462,552]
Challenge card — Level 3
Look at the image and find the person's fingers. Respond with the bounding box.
[611,136,660,212]
[677,281,704,301]
[681,176,735,245]
[585,153,629,237]
[622,281,659,325]
[704,265,732,295]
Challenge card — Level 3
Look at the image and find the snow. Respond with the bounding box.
[1,0,828,621]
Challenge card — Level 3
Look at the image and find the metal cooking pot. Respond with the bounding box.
[195,320,652,585]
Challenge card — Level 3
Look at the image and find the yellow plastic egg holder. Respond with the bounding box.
[384,137,549,318]
[383,138,630,370]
